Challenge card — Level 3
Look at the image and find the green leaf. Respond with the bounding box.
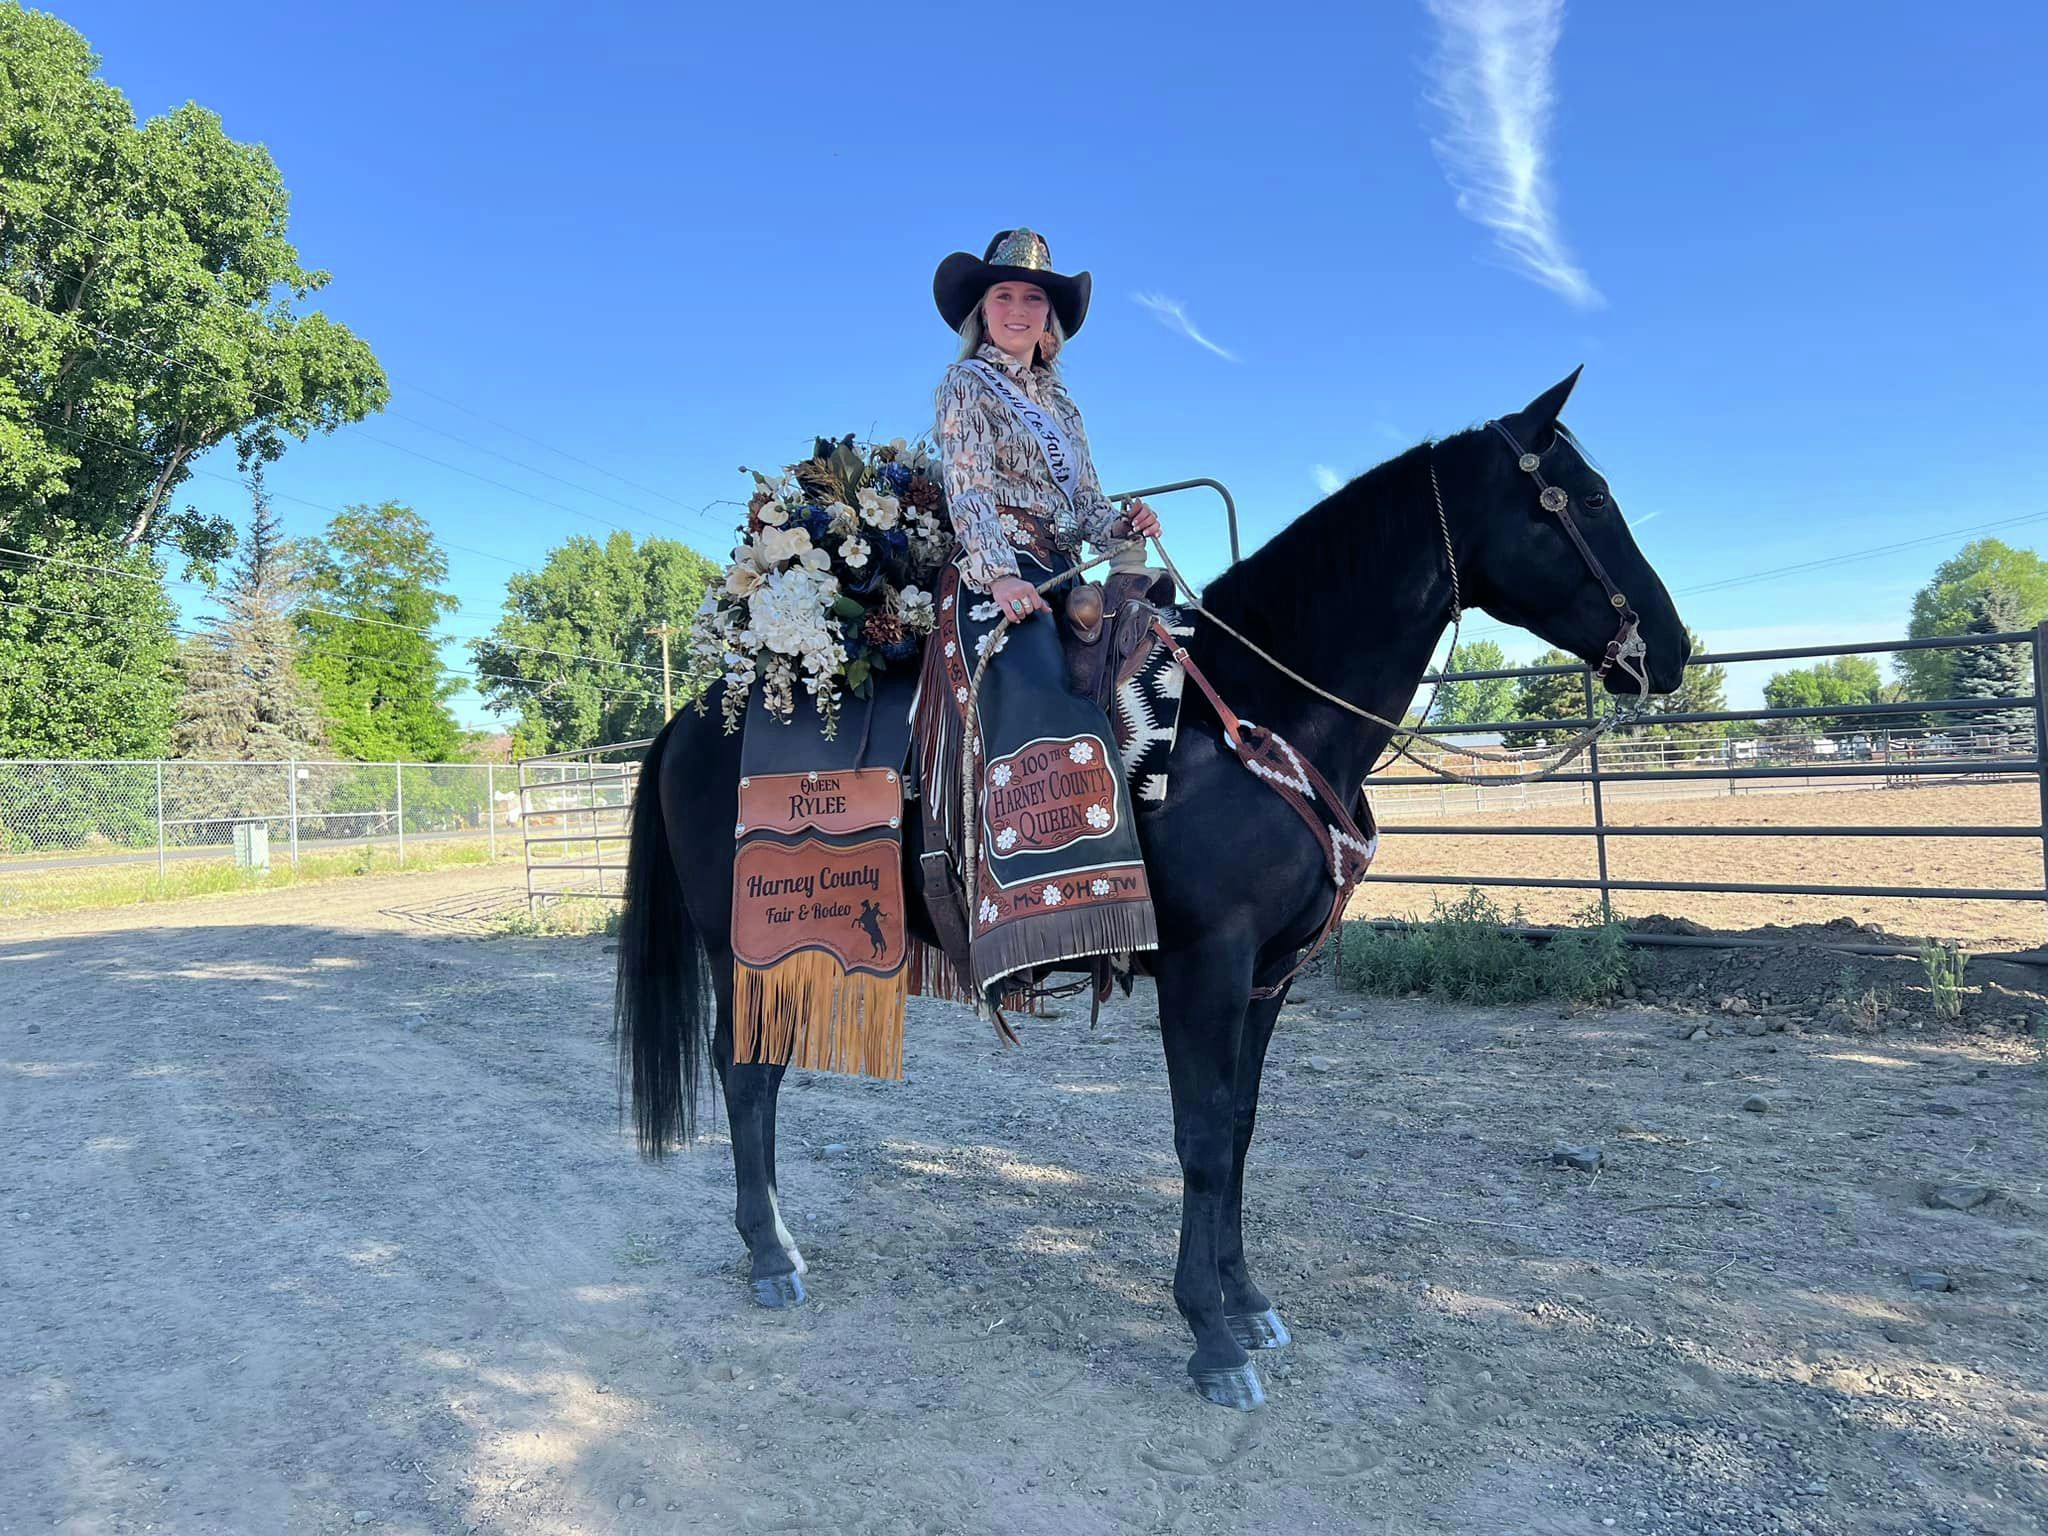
[845,657,871,691]
[830,594,864,620]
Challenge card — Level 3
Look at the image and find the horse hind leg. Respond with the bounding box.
[710,946,805,1308]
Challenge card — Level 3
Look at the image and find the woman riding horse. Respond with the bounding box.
[923,228,1166,1002]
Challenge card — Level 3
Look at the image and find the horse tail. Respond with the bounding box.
[614,715,707,1158]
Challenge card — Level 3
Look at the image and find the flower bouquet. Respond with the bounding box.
[685,434,955,737]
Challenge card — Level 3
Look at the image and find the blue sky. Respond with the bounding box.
[52,0,2048,725]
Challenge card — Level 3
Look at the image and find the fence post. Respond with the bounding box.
[1583,669,1613,922]
[395,762,405,867]
[521,757,537,917]
[2032,622,2048,942]
[487,762,497,862]
[155,760,166,883]
[287,760,300,867]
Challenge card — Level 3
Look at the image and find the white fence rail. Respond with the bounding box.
[0,758,504,875]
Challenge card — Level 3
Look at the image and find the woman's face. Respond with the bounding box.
[981,282,1050,362]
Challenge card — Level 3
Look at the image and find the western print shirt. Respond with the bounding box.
[934,343,1124,591]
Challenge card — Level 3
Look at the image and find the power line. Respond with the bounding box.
[1458,507,2048,644]
[0,594,670,706]
[15,204,740,533]
[0,540,673,678]
[28,413,530,572]
[11,289,732,547]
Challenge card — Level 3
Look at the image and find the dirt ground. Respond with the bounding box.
[4,866,2046,1536]
[1366,782,2047,951]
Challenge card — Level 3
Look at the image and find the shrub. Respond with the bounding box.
[1336,891,1633,1006]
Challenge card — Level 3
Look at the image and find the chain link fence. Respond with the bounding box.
[0,758,505,872]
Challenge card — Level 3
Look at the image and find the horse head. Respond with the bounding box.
[1455,369,1689,696]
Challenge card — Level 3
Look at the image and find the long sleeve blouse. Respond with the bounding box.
[933,343,1124,591]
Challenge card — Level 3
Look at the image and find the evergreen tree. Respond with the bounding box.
[172,468,326,759]
[1640,630,1728,740]
[1950,591,2031,730]
[1505,648,1586,746]
[298,502,463,761]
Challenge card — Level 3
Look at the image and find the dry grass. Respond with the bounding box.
[0,840,514,920]
[1360,780,2046,949]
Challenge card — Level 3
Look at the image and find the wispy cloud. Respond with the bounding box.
[1625,509,1661,530]
[1423,0,1602,309]
[1132,292,1238,361]
[1313,465,1345,497]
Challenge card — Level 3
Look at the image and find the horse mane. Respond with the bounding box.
[1191,437,1457,715]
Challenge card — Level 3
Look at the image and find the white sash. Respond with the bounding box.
[963,359,1078,510]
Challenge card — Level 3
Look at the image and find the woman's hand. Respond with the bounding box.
[1122,498,1163,540]
[990,575,1051,622]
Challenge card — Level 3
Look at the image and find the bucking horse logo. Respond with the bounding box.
[851,899,888,959]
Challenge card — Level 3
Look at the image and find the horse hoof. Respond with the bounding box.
[1190,1362,1266,1411]
[750,1272,806,1309]
[1225,1308,1292,1352]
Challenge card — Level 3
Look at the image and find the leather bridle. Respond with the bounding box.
[1485,418,1650,692]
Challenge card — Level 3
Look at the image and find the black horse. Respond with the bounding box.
[614,370,1688,1409]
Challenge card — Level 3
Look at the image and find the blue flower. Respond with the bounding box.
[884,528,909,552]
[882,462,913,493]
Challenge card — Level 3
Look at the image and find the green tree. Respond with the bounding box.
[297,503,462,762]
[1761,655,1883,732]
[472,532,722,755]
[1505,647,1584,746]
[1950,591,2031,730]
[0,5,387,556]
[1639,629,1728,739]
[0,528,176,757]
[1900,540,2048,702]
[1433,640,1516,729]
[172,468,325,759]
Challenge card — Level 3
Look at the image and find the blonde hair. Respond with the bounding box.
[954,293,1066,371]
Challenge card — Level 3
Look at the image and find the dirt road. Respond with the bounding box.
[4,868,2044,1534]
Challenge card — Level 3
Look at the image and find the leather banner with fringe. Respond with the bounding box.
[733,680,917,1080]
[915,550,1158,997]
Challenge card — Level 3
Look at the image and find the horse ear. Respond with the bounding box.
[1500,366,1584,451]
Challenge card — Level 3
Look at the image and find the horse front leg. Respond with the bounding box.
[708,944,804,1308]
[1217,988,1292,1353]
[1155,942,1264,1410]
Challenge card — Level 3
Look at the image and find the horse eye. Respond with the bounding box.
[1585,492,1608,509]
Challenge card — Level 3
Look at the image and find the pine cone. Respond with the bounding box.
[863,611,907,646]
[904,476,942,511]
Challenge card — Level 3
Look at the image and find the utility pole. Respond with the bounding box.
[647,624,677,717]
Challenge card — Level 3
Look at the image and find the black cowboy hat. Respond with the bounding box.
[933,228,1091,339]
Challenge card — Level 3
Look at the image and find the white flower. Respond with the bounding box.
[942,593,955,611]
[975,628,1008,659]
[825,501,858,535]
[978,897,999,927]
[1068,740,1096,765]
[1091,879,1111,896]
[969,600,1002,622]
[943,640,956,658]
[1085,803,1110,830]
[896,585,936,634]
[998,511,1026,543]
[798,546,831,572]
[1040,884,1063,907]
[990,763,1012,787]
[755,525,813,566]
[724,563,764,598]
[756,502,789,528]
[954,685,968,703]
[995,826,1018,851]
[858,487,901,530]
[839,537,869,570]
